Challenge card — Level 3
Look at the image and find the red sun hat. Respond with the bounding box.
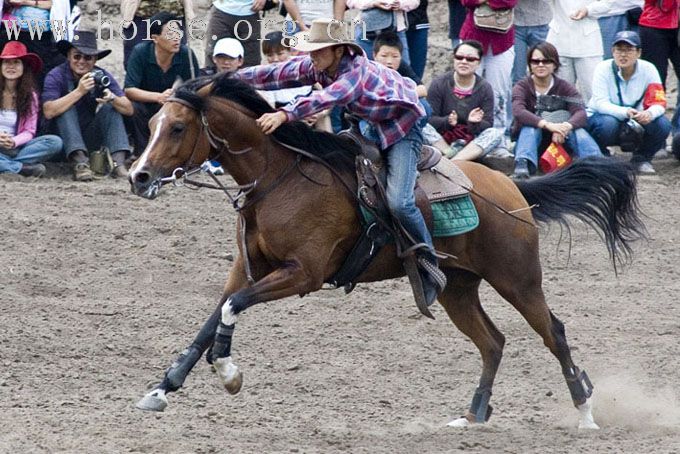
[0,41,43,74]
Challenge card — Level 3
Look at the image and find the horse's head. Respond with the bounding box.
[129,83,211,199]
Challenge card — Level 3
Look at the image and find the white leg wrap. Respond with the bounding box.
[213,356,243,395]
[446,417,471,428]
[221,299,238,326]
[577,397,600,430]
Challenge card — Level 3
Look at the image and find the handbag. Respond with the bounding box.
[362,8,397,40]
[90,147,114,176]
[473,4,513,33]
[535,94,583,123]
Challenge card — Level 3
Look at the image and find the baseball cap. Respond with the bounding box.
[213,38,244,58]
[612,30,641,48]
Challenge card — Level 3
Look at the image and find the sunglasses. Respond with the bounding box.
[72,54,95,62]
[454,55,481,63]
[530,58,554,66]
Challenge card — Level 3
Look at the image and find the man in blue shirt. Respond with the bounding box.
[125,11,200,156]
[43,30,134,181]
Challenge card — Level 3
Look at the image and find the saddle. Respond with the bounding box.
[330,126,473,318]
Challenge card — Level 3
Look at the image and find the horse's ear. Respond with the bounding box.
[172,77,183,91]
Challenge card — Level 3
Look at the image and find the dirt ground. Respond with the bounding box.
[1,153,680,453]
[2,1,680,453]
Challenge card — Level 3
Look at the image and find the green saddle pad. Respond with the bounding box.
[360,194,479,238]
[431,194,479,237]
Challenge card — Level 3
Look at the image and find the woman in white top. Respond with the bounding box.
[546,0,603,102]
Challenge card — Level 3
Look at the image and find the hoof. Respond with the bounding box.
[136,388,168,412]
[446,416,472,428]
[577,397,600,430]
[213,356,243,395]
[578,420,600,430]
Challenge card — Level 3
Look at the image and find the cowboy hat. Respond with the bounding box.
[0,41,42,74]
[57,30,112,59]
[292,18,364,55]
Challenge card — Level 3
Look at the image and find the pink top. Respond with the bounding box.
[12,92,39,147]
[453,86,473,98]
[459,0,517,56]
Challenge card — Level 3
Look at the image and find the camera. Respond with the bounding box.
[619,119,645,152]
[89,69,110,98]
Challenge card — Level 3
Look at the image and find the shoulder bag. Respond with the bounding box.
[473,4,513,33]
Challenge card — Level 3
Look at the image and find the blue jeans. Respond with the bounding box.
[355,28,410,65]
[599,15,633,60]
[384,122,434,260]
[514,126,602,171]
[0,135,63,173]
[56,103,131,158]
[361,121,434,261]
[587,113,672,163]
[512,24,549,84]
[406,27,428,80]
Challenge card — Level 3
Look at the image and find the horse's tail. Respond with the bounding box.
[514,156,647,270]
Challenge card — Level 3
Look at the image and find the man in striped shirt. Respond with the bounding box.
[237,18,446,306]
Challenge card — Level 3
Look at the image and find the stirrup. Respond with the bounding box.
[403,255,435,319]
[417,256,447,292]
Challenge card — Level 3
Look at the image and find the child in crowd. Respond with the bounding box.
[200,38,246,174]
[372,31,449,154]
[201,38,245,75]
[259,31,331,132]
[0,41,62,178]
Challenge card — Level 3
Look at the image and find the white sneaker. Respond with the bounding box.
[636,161,656,174]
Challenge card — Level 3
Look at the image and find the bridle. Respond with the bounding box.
[155,96,262,209]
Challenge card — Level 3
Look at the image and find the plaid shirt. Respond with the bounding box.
[236,53,425,149]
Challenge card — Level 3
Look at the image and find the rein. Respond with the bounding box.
[160,96,353,284]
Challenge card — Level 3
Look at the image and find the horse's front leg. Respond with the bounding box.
[136,257,249,412]
[210,261,320,394]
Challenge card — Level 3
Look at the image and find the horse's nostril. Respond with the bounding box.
[134,171,151,185]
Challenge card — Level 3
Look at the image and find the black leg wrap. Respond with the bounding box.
[209,322,235,363]
[469,388,493,423]
[160,345,202,392]
[565,367,593,406]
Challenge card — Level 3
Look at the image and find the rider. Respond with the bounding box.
[236,18,446,305]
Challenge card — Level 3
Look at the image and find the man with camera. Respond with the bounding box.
[586,30,670,175]
[124,11,200,155]
[42,30,134,181]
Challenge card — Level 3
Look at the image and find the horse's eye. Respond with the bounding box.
[171,123,185,135]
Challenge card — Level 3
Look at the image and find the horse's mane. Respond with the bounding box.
[174,73,359,173]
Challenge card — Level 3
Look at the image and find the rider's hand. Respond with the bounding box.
[256,111,288,135]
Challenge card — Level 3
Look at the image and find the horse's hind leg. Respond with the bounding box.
[437,271,505,427]
[136,257,249,412]
[493,275,599,429]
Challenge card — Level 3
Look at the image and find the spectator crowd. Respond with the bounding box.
[0,0,679,180]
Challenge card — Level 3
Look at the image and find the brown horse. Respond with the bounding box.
[128,74,645,428]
